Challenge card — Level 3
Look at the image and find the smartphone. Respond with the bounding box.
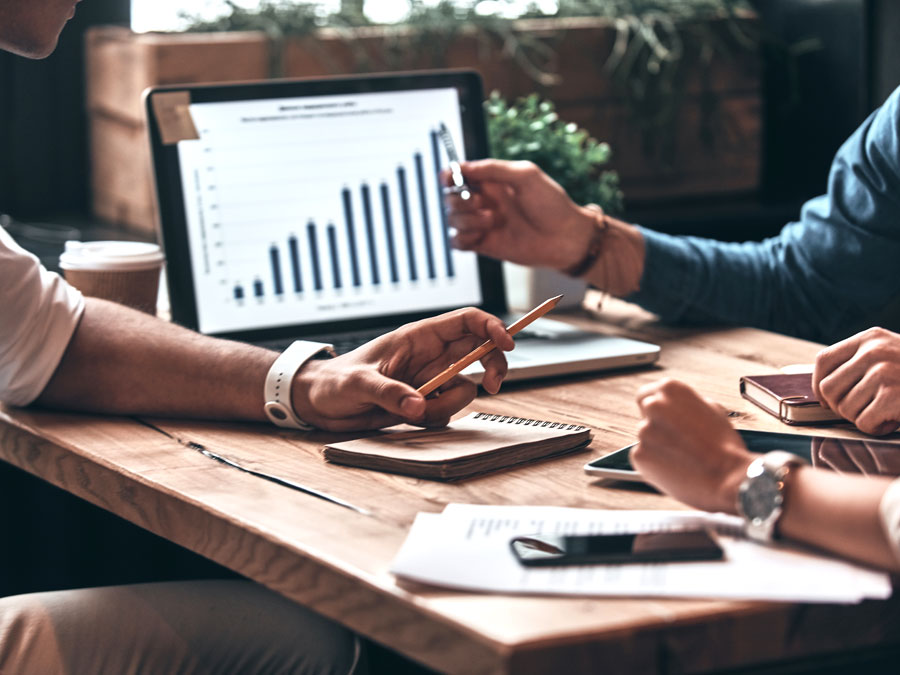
[510,529,724,566]
[584,429,900,482]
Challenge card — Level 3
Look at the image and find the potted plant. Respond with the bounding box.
[485,92,623,309]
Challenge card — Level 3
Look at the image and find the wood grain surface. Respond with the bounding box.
[2,299,899,674]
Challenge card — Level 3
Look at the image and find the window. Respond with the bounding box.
[130,1,555,32]
[131,1,408,32]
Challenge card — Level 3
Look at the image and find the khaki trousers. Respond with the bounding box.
[0,579,362,674]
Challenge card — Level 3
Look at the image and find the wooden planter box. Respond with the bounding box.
[86,19,760,234]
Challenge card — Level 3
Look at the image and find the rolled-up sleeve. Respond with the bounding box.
[625,84,900,344]
[879,478,900,565]
[0,227,84,406]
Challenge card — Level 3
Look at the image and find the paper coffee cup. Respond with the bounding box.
[60,241,165,314]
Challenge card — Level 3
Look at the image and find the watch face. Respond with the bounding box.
[739,472,781,522]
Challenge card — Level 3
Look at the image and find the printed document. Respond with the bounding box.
[390,504,891,604]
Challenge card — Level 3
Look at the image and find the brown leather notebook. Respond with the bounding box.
[324,412,592,480]
[739,373,842,425]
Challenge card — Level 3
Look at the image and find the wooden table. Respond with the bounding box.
[1,300,898,674]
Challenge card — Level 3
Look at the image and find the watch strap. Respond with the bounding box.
[264,340,335,430]
[739,450,806,542]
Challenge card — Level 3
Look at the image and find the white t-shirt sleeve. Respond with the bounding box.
[879,477,900,564]
[0,226,85,406]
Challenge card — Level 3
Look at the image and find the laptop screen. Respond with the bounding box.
[147,72,505,342]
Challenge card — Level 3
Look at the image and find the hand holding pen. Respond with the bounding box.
[438,122,473,201]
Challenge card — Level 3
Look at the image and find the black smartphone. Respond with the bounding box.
[510,529,724,566]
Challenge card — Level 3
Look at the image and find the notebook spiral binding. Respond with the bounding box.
[473,412,586,431]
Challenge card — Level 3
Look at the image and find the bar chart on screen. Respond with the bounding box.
[176,89,482,334]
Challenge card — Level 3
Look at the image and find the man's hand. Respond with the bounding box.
[813,326,900,435]
[291,308,514,431]
[446,159,596,271]
[631,379,754,514]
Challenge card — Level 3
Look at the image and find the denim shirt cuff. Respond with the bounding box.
[623,226,704,322]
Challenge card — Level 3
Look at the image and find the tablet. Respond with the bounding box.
[584,429,900,481]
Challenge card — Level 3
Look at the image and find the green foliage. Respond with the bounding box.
[181,1,327,34]
[181,0,768,172]
[486,92,623,214]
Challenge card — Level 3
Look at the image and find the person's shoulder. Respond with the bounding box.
[866,85,900,150]
[881,84,900,115]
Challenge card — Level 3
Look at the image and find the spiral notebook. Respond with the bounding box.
[323,412,593,480]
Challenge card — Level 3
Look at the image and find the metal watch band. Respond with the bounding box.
[263,340,335,430]
[739,450,807,543]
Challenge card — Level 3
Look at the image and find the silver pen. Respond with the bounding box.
[438,122,472,201]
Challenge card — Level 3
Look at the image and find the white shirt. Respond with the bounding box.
[879,478,900,564]
[0,226,84,405]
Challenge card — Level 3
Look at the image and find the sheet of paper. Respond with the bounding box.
[390,504,891,604]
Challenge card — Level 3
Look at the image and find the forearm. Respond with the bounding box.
[778,468,898,572]
[579,211,646,297]
[36,298,274,421]
[624,227,842,341]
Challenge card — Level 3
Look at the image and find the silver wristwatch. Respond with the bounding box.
[737,450,807,542]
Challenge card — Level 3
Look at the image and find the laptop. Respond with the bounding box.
[145,70,659,383]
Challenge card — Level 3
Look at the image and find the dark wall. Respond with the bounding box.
[755,0,900,203]
[0,0,129,219]
[635,0,900,241]
[870,0,900,106]
[755,0,871,203]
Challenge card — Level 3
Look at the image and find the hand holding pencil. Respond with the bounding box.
[417,295,563,397]
[292,307,514,430]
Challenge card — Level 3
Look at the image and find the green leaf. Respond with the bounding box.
[485,92,623,214]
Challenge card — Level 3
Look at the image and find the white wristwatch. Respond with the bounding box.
[264,340,335,430]
[737,450,807,542]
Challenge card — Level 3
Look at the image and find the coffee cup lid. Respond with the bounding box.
[59,240,165,271]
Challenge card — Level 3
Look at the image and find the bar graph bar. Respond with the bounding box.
[397,166,417,282]
[182,90,485,335]
[380,182,399,283]
[242,149,453,298]
[327,223,342,289]
[430,129,455,278]
[230,129,480,305]
[288,235,302,293]
[342,187,362,287]
[360,184,380,285]
[307,221,323,292]
[414,152,437,279]
[269,245,284,295]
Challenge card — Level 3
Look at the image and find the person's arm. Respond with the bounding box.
[777,467,896,572]
[449,85,900,343]
[446,159,646,296]
[631,378,900,572]
[812,326,900,435]
[34,298,513,431]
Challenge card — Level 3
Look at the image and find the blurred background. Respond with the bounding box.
[2,0,899,256]
[2,4,900,672]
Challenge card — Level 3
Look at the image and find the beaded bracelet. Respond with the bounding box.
[562,204,609,278]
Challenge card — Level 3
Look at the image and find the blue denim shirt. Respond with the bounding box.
[626,85,900,344]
